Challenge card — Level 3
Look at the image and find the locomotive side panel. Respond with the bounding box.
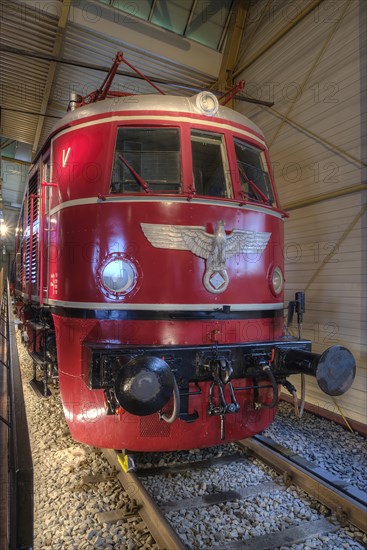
[50,122,115,207]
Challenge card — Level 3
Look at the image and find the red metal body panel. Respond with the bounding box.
[62,376,276,451]
[54,313,276,450]
[47,202,283,307]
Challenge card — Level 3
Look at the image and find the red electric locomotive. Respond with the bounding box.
[14,53,355,452]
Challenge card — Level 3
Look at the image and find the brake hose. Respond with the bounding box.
[160,376,180,424]
[259,365,279,409]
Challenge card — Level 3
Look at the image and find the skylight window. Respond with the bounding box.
[96,0,234,51]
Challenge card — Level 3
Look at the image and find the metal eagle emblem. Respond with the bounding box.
[141,221,271,294]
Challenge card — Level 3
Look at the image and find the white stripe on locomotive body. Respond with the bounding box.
[48,196,284,219]
[16,290,284,311]
[42,300,284,311]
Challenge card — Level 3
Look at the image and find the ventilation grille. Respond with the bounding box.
[27,172,39,224]
[140,415,171,438]
[25,171,39,286]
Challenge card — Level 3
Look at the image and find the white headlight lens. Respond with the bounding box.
[272,266,284,294]
[195,92,219,116]
[102,259,136,294]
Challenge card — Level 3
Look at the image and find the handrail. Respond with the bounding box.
[0,281,33,549]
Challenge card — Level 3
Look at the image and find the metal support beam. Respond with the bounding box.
[264,106,367,168]
[0,156,31,167]
[32,0,71,155]
[236,0,273,64]
[233,0,325,78]
[283,183,367,211]
[216,0,250,96]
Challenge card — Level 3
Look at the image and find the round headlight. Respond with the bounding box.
[271,266,284,295]
[195,91,219,116]
[103,260,135,292]
[100,256,138,297]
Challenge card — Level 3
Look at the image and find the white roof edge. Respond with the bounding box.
[50,93,265,140]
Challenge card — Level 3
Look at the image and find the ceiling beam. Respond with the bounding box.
[32,0,71,156]
[235,0,273,66]
[261,105,367,168]
[0,156,31,167]
[283,183,367,212]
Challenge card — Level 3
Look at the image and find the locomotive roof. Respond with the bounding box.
[50,93,265,140]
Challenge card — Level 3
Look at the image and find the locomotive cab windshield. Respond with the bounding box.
[109,123,277,207]
[111,127,181,194]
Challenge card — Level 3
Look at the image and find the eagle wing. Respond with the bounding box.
[226,229,271,257]
[140,223,213,260]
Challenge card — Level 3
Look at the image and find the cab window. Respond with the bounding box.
[234,138,274,205]
[110,127,181,193]
[191,130,232,198]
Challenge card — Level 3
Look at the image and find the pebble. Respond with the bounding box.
[86,529,94,541]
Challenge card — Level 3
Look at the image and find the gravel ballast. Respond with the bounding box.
[264,401,367,492]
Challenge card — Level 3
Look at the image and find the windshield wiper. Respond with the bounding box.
[238,164,270,205]
[118,153,150,193]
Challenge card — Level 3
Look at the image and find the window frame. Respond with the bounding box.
[226,133,280,208]
[190,128,233,199]
[233,137,274,205]
[110,124,183,195]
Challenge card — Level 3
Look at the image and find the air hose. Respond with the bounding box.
[259,365,279,409]
[160,376,180,423]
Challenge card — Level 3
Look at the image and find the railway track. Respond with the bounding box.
[239,435,367,534]
[91,438,367,550]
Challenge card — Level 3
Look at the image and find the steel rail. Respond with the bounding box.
[238,435,367,533]
[103,449,186,550]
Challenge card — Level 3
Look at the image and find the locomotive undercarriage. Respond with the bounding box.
[16,304,58,397]
[84,332,356,440]
[83,338,321,439]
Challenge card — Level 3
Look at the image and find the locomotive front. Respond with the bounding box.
[15,90,356,451]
